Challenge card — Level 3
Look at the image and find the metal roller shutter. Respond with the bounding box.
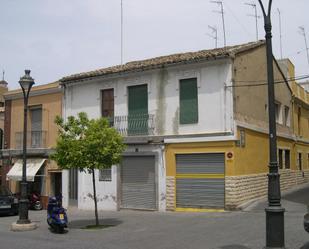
[121,156,157,210]
[176,153,225,209]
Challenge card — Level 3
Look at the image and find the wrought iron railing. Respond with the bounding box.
[106,114,155,136]
[15,131,47,149]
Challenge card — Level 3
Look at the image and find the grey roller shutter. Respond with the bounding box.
[121,156,156,210]
[69,168,78,201]
[176,153,225,209]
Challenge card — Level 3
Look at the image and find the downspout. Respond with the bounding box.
[60,82,69,208]
[229,55,236,135]
[159,144,166,212]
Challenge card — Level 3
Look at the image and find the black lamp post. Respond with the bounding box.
[16,70,35,225]
[257,1,285,248]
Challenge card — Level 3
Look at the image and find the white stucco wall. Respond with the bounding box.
[64,59,234,136]
[62,169,69,208]
[62,59,233,211]
[61,145,166,211]
[78,165,118,210]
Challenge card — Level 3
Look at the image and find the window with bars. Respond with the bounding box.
[99,168,112,181]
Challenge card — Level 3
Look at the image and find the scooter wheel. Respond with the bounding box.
[56,226,64,234]
[34,202,43,210]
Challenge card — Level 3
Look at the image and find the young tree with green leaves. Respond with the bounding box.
[51,112,125,226]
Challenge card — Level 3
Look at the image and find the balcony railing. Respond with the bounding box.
[108,114,155,136]
[15,131,47,149]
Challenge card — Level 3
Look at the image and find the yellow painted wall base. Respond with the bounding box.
[175,207,225,213]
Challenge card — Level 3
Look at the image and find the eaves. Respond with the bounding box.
[4,87,62,101]
[60,55,231,86]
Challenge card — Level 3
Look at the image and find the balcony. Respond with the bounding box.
[110,114,155,136]
[15,131,47,149]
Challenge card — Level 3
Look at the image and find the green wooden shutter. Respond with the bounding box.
[128,85,148,115]
[128,84,148,135]
[179,78,198,124]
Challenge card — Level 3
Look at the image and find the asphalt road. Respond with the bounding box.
[0,184,308,249]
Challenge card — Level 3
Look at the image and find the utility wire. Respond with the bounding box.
[234,74,309,83]
[227,74,309,88]
[224,1,252,39]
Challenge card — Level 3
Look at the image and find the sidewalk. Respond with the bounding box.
[0,184,308,249]
[243,182,309,212]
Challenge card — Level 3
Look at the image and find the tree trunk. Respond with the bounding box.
[92,168,99,226]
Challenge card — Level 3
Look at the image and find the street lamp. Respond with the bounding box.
[257,1,285,248]
[17,70,35,225]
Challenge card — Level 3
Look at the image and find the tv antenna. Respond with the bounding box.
[299,26,309,69]
[207,25,218,48]
[121,0,124,65]
[211,1,226,47]
[277,8,283,59]
[244,2,260,41]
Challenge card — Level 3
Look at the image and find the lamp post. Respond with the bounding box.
[257,1,285,248]
[17,70,35,225]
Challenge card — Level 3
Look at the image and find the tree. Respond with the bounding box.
[51,112,126,226]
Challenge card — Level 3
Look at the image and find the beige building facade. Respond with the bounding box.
[2,82,62,208]
[0,80,8,185]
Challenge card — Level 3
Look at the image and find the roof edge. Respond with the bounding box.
[60,40,265,84]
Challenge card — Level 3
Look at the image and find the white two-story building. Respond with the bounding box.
[59,40,308,212]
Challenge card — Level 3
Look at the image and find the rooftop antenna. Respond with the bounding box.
[244,2,260,41]
[207,25,218,48]
[277,8,283,59]
[121,0,123,65]
[211,1,226,47]
[2,70,4,81]
[299,26,309,70]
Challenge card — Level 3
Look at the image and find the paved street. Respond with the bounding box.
[0,184,309,249]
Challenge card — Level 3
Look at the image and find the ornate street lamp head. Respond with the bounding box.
[19,70,35,92]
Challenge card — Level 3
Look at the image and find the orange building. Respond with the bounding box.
[2,82,62,208]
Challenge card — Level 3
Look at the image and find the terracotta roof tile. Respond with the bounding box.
[61,40,265,83]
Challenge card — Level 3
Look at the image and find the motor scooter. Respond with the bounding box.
[14,191,43,210]
[47,196,68,233]
[29,192,42,210]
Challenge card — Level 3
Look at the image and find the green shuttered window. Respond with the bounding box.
[128,84,148,135]
[179,78,198,124]
[128,84,148,115]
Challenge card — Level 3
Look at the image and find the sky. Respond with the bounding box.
[0,0,308,90]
